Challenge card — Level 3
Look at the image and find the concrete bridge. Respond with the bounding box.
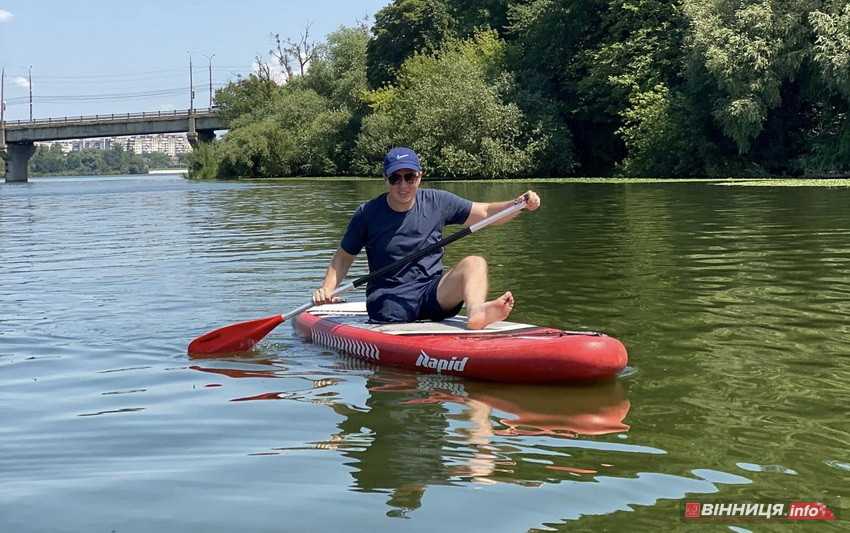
[0,108,224,182]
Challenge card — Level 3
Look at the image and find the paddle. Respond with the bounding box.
[187,195,529,355]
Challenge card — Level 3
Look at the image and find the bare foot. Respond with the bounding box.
[467,292,514,330]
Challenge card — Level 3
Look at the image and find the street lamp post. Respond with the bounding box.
[188,53,194,113]
[1,67,5,126]
[28,65,33,121]
[203,54,215,108]
[1,67,5,149]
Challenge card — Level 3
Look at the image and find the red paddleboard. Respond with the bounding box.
[293,302,628,383]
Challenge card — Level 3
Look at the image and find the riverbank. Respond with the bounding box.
[236,176,850,187]
[27,169,187,178]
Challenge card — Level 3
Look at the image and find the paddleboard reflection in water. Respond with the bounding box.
[363,371,630,438]
[333,369,631,515]
[187,359,630,515]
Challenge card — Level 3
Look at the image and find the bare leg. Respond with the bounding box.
[437,256,514,329]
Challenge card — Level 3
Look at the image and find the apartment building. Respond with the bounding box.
[38,134,192,159]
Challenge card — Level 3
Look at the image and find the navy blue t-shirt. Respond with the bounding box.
[340,188,472,321]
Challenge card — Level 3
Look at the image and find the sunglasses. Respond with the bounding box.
[387,171,420,185]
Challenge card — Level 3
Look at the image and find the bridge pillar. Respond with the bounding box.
[3,141,36,183]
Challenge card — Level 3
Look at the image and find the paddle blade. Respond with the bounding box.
[187,314,284,355]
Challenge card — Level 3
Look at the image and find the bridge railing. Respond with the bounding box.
[2,108,218,128]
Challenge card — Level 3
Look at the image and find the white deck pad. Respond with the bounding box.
[308,301,538,336]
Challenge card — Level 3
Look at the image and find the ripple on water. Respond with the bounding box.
[736,462,798,475]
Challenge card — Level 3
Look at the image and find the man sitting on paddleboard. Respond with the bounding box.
[313,146,541,329]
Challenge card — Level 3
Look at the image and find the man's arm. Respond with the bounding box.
[313,248,356,305]
[464,190,541,227]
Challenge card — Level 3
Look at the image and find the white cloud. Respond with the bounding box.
[13,76,30,89]
[0,9,13,23]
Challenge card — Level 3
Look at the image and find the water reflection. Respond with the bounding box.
[188,357,630,516]
[326,372,629,515]
[189,359,342,402]
[361,372,630,438]
[189,358,285,380]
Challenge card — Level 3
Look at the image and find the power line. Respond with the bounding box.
[20,66,248,80]
[27,74,241,87]
[3,83,229,104]
[0,64,251,116]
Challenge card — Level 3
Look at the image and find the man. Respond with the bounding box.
[313,146,541,329]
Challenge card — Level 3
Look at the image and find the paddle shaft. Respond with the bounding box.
[282,196,529,320]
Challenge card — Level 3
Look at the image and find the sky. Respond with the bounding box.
[0,0,391,122]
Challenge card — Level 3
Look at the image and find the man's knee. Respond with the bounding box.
[459,255,487,273]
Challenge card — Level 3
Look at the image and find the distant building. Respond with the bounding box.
[37,134,192,159]
[42,140,75,154]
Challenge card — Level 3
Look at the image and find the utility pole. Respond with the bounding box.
[1,67,5,149]
[28,65,33,121]
[1,67,5,126]
[188,54,194,113]
[204,53,215,108]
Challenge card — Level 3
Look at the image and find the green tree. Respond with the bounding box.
[31,144,66,174]
[103,144,128,173]
[213,70,281,124]
[302,24,371,111]
[683,0,814,154]
[811,3,850,97]
[366,0,455,88]
[143,151,172,169]
[505,0,686,175]
[65,151,82,173]
[188,142,221,179]
[446,0,510,35]
[806,3,850,172]
[191,0,850,179]
[366,0,513,89]
[617,84,719,176]
[216,119,283,177]
[505,0,610,173]
[216,88,349,177]
[79,150,103,174]
[356,32,547,178]
[198,24,371,178]
[297,23,372,173]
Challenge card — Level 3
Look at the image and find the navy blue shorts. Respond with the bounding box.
[367,275,463,323]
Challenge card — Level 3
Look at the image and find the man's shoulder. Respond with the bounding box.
[419,187,464,204]
[419,187,472,225]
[424,188,472,211]
[360,193,388,213]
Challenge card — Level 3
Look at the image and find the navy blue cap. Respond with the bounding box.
[383,147,422,177]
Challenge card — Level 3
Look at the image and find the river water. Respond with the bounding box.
[1,174,847,531]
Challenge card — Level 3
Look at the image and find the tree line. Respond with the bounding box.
[25,144,187,176]
[191,0,850,179]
